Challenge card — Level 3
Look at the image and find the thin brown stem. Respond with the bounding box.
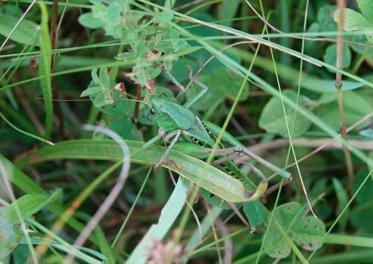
[133,84,142,123]
[336,0,354,193]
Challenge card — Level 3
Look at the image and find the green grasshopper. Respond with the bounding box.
[143,67,291,200]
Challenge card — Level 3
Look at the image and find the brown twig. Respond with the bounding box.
[133,84,142,123]
[336,0,354,192]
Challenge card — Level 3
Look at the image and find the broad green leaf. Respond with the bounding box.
[108,118,141,141]
[357,0,373,24]
[78,13,105,29]
[317,91,372,131]
[16,140,251,203]
[305,22,320,51]
[335,8,371,31]
[0,14,39,46]
[290,216,325,251]
[11,245,29,263]
[334,8,373,43]
[317,5,337,32]
[0,209,21,258]
[323,44,351,69]
[154,10,174,24]
[38,3,53,137]
[264,202,302,258]
[259,90,312,138]
[360,128,373,139]
[349,35,373,66]
[5,190,62,224]
[243,200,267,227]
[264,202,325,259]
[301,78,364,93]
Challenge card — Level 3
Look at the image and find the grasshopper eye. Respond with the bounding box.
[150,108,155,114]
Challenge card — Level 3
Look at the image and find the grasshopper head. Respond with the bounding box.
[148,97,163,119]
[149,97,164,114]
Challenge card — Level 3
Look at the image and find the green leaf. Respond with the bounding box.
[290,216,325,251]
[243,200,267,227]
[11,245,30,263]
[335,8,371,31]
[78,13,105,29]
[317,91,372,131]
[301,78,364,93]
[317,5,337,32]
[81,69,115,108]
[349,35,373,66]
[154,10,174,24]
[334,8,373,43]
[108,118,141,141]
[0,209,21,258]
[264,202,325,259]
[5,190,62,224]
[323,44,351,69]
[357,0,373,24]
[360,128,373,139]
[259,90,312,138]
[264,202,302,258]
[16,140,251,203]
[0,14,39,46]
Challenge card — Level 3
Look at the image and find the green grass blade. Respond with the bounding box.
[0,112,53,145]
[15,139,250,203]
[126,178,189,264]
[38,2,53,137]
[0,154,88,241]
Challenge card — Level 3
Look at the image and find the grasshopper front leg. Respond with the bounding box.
[183,67,208,108]
[160,64,208,109]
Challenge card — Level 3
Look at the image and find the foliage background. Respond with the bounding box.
[0,0,373,263]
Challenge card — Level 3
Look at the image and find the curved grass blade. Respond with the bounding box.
[0,112,53,145]
[16,139,250,203]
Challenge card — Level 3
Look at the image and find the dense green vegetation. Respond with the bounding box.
[0,0,372,263]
